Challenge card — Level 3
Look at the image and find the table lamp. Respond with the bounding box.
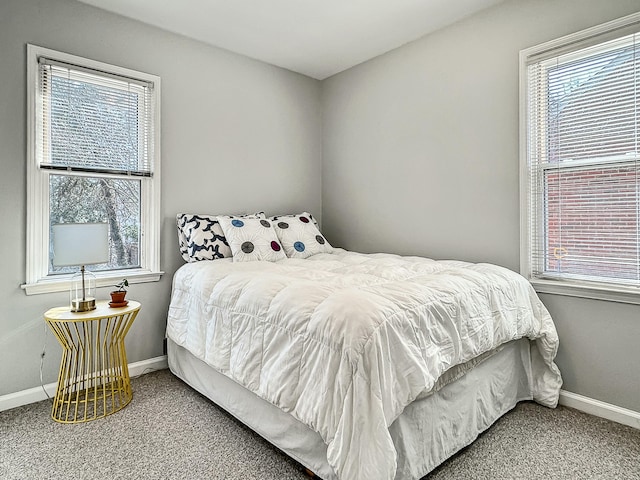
[52,223,110,312]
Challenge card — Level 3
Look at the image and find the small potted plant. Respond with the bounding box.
[110,279,129,306]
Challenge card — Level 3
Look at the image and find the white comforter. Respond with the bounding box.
[166,250,562,480]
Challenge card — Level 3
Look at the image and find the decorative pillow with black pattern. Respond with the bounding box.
[270,212,332,259]
[217,216,286,262]
[176,212,265,262]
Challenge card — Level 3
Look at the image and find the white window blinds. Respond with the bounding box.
[524,28,640,288]
[37,57,155,177]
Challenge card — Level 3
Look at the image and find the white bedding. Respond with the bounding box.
[166,249,562,480]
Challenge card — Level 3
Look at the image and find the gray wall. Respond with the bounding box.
[0,0,321,396]
[322,0,640,412]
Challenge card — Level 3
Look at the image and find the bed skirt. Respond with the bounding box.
[168,337,536,480]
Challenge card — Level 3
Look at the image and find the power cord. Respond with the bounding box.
[130,367,159,379]
[39,323,52,403]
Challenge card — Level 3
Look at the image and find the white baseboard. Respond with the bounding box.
[3,365,638,432]
[0,355,168,413]
[559,389,640,430]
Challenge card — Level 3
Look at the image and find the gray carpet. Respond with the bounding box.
[1,369,638,479]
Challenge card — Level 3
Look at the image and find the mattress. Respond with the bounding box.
[166,249,562,479]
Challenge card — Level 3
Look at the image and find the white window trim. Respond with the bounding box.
[519,12,640,305]
[23,45,163,295]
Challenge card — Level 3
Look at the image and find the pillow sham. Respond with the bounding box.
[217,216,287,262]
[270,212,332,259]
[176,212,265,262]
[271,212,320,228]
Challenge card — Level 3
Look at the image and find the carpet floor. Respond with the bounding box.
[1,369,638,479]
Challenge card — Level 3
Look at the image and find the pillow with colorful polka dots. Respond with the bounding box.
[217,216,287,262]
[270,212,332,259]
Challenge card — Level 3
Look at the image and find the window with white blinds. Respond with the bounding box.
[25,45,162,294]
[38,58,154,176]
[521,13,640,300]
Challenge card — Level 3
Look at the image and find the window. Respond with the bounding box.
[520,13,640,303]
[25,45,162,294]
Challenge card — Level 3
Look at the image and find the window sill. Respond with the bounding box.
[531,278,640,305]
[22,270,164,296]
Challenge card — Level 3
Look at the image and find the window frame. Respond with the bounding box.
[24,45,162,295]
[519,12,640,305]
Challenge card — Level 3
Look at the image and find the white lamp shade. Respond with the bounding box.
[52,223,110,267]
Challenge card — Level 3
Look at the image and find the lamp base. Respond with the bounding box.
[71,298,96,312]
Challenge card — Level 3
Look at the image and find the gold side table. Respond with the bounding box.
[44,300,140,423]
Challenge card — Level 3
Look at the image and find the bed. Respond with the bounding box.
[166,213,562,480]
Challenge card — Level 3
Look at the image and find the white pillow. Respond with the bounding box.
[270,212,332,259]
[217,216,287,262]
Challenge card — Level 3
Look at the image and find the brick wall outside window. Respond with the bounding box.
[545,166,639,280]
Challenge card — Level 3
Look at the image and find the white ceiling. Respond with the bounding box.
[76,0,504,79]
